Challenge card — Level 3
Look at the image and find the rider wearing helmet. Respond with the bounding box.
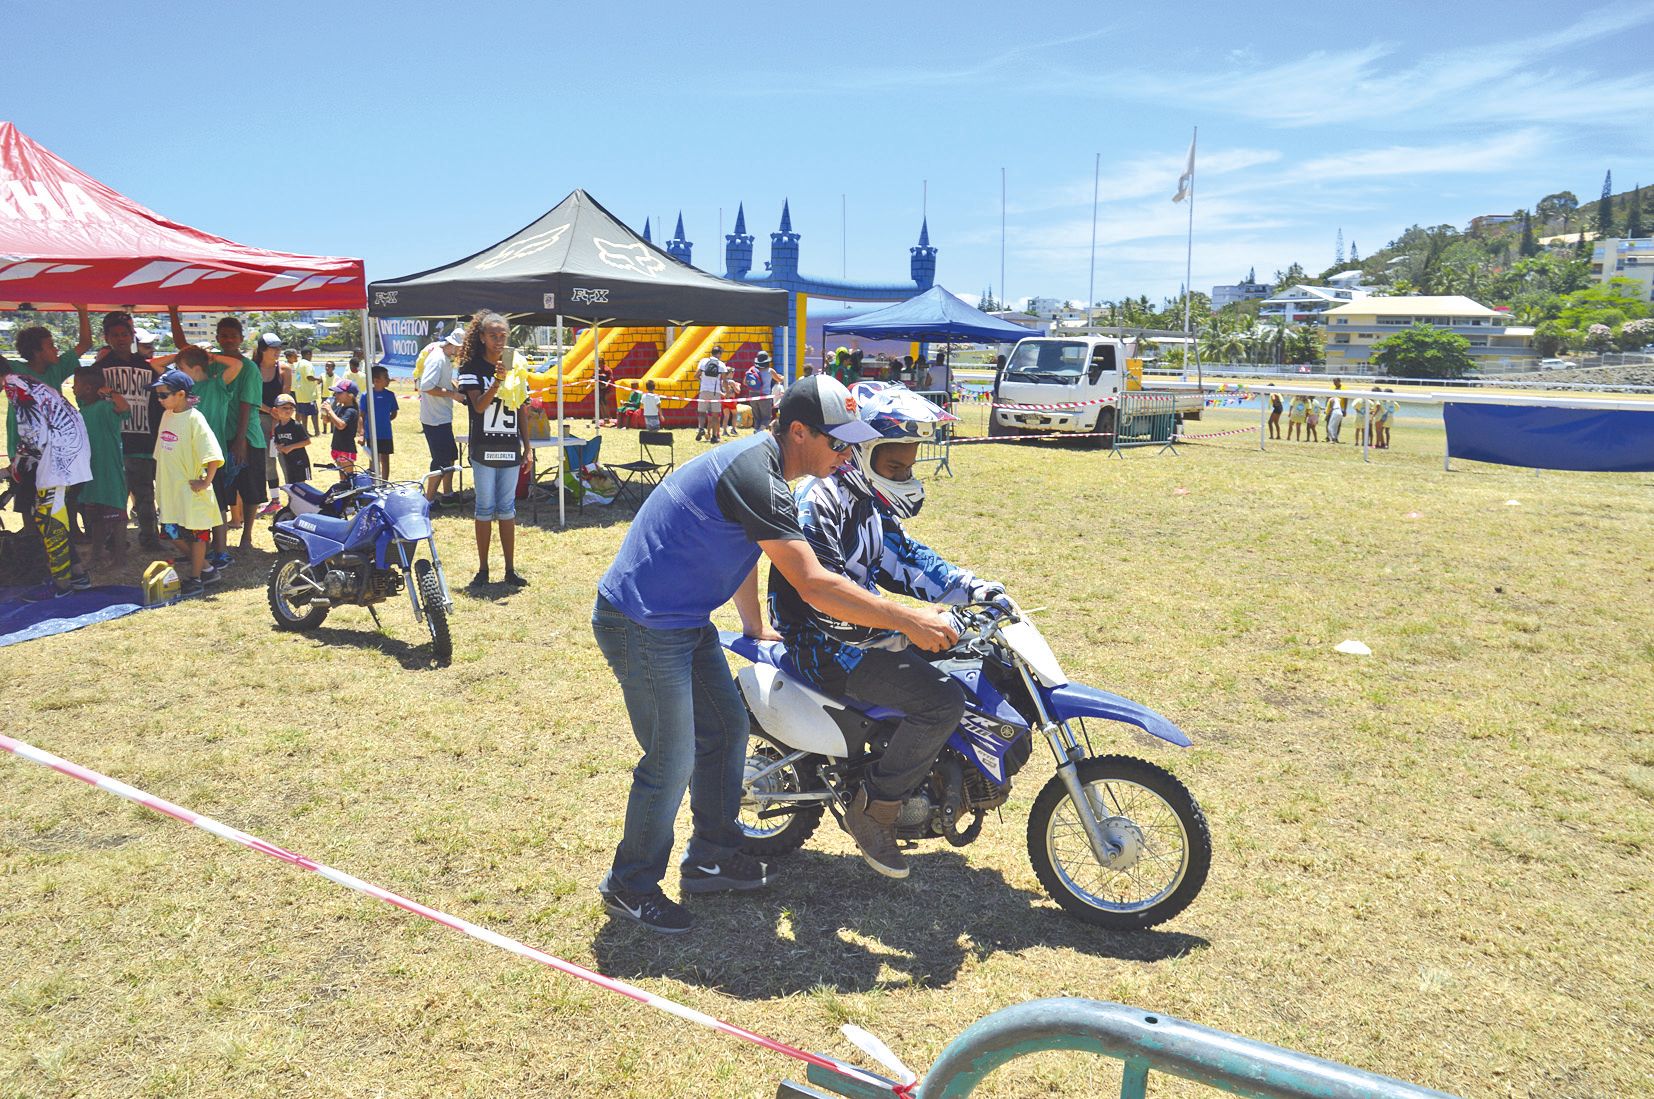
[767,382,1005,880]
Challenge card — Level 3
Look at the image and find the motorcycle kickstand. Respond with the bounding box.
[367,605,384,630]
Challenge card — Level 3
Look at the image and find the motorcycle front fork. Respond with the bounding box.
[394,538,453,623]
[1019,665,1122,867]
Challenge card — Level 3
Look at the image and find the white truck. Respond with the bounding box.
[989,336,1204,444]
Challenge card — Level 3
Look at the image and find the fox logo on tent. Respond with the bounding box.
[475,223,570,271]
[595,238,665,279]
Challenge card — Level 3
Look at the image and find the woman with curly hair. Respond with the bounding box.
[454,311,531,589]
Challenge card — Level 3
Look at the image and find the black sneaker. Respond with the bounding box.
[468,569,490,589]
[503,570,529,588]
[69,573,94,591]
[680,851,771,894]
[600,886,694,934]
[21,583,70,603]
[179,578,205,599]
[200,565,222,586]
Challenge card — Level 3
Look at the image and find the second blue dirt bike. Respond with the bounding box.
[267,468,457,665]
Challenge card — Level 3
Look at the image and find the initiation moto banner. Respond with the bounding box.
[375,317,430,370]
[1443,402,1654,473]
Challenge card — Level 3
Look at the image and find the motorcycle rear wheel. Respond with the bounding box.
[267,551,329,631]
[413,559,452,666]
[738,731,825,856]
[1028,755,1210,931]
[267,505,294,536]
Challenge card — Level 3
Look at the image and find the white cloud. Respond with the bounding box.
[1124,4,1654,130]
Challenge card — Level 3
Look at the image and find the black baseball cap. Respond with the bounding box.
[776,375,880,444]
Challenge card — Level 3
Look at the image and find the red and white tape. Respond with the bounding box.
[0,733,908,1097]
[990,394,1118,411]
[1173,425,1258,441]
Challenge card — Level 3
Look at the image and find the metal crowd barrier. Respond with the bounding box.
[779,998,1462,1099]
[1113,391,1179,457]
[913,389,955,477]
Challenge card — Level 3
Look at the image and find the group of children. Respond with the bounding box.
[1266,387,1398,448]
[4,306,402,601]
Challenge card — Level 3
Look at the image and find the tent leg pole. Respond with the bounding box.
[361,309,378,473]
[556,315,565,530]
[592,320,602,435]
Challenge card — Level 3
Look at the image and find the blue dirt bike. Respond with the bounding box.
[723,597,1211,930]
[267,468,457,665]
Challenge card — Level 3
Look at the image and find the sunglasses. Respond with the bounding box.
[813,426,851,453]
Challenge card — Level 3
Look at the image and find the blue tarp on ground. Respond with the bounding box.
[821,286,1040,345]
[0,585,148,648]
[1444,402,1654,472]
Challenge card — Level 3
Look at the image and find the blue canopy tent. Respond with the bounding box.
[820,285,1041,345]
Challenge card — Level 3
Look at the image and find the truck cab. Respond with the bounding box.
[991,336,1202,439]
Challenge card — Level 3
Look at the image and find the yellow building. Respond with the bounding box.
[1321,295,1536,373]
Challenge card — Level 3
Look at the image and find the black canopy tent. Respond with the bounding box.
[367,188,787,325]
[367,189,788,525]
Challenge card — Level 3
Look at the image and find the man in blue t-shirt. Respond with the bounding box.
[592,375,960,933]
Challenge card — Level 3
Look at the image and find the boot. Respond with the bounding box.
[843,786,909,879]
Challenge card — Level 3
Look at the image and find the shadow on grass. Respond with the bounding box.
[296,622,442,670]
[592,848,1208,999]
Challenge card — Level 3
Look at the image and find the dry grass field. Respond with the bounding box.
[3,398,1651,1098]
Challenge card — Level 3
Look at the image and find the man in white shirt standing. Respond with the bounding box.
[417,327,466,503]
[695,344,726,443]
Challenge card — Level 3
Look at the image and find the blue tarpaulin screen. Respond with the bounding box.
[1443,402,1654,472]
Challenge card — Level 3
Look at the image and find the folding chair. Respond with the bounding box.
[610,431,675,508]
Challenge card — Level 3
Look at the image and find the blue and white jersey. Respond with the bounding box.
[768,467,978,688]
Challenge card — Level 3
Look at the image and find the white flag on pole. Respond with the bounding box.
[1173,134,1196,203]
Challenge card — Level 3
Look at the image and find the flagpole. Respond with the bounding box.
[1000,167,1007,310]
[1087,152,1100,334]
[1183,126,1199,390]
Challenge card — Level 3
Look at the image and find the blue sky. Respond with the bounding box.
[12,0,1654,307]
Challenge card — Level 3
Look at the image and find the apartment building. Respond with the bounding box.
[1321,295,1536,371]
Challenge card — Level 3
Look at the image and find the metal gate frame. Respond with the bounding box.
[1112,391,1179,458]
[779,998,1461,1099]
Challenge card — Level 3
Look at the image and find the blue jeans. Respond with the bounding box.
[591,594,749,893]
[471,461,518,522]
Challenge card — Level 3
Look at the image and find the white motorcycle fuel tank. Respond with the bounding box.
[737,664,854,757]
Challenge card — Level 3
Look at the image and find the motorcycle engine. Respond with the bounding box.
[322,556,369,601]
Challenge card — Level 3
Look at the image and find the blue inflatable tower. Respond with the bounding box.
[713,199,936,377]
[665,212,692,266]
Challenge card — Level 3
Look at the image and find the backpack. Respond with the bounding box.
[702,359,721,378]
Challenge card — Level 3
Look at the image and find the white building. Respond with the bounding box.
[1592,237,1654,303]
[1322,295,1536,371]
[1211,274,1269,309]
[1259,283,1367,325]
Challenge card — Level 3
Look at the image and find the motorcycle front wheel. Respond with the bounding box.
[1028,755,1210,931]
[267,551,329,631]
[737,730,825,856]
[413,559,452,666]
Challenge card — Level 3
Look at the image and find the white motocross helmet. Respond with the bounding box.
[846,381,956,518]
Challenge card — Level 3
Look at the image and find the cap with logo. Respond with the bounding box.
[775,375,881,444]
[444,328,465,347]
[331,378,359,395]
[754,351,772,365]
[150,368,194,393]
[259,332,284,349]
[274,393,296,406]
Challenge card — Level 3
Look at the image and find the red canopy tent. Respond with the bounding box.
[0,122,363,311]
